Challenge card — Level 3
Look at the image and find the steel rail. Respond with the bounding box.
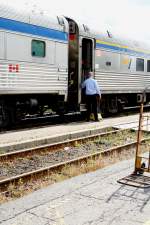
[0,129,121,161]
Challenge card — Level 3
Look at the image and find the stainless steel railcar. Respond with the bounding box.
[0,5,150,128]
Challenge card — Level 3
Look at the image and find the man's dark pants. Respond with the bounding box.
[86,94,98,121]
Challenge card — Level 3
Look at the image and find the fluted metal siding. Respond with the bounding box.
[144,73,150,91]
[94,48,150,94]
[95,71,146,93]
[0,61,68,95]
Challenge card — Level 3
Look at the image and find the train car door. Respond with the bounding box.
[82,38,93,77]
[65,18,79,111]
[65,17,95,112]
[80,38,95,105]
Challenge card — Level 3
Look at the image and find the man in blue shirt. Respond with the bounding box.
[82,71,101,122]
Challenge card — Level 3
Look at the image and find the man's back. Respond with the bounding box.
[82,77,100,96]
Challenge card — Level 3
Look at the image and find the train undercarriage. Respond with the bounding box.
[0,92,150,129]
[0,94,66,128]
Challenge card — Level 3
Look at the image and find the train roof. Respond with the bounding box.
[0,4,150,54]
[0,4,64,31]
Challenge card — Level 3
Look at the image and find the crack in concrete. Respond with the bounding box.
[27,211,56,223]
[78,192,105,201]
[82,214,107,225]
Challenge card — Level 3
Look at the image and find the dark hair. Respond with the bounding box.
[86,71,93,78]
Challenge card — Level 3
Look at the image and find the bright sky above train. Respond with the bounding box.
[1,0,150,43]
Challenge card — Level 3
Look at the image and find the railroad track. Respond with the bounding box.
[0,128,120,157]
[0,128,150,192]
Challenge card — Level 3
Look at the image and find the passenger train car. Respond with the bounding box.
[0,4,150,128]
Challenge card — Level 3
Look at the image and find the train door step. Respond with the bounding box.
[117,173,150,188]
[80,104,87,111]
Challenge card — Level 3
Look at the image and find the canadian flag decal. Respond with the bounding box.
[9,64,19,72]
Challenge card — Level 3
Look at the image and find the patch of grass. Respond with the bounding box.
[0,149,5,155]
[73,141,81,147]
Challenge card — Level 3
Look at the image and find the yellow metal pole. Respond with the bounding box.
[134,102,143,173]
[148,151,150,172]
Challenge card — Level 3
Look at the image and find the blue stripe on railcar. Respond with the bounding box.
[0,17,68,42]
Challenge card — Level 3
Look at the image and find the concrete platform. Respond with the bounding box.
[0,114,143,152]
[0,158,150,225]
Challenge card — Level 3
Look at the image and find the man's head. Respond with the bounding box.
[86,71,93,78]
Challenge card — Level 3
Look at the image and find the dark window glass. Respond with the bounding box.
[106,61,111,66]
[147,60,150,72]
[136,58,144,72]
[32,40,45,57]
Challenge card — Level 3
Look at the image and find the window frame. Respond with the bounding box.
[147,60,150,72]
[31,39,46,58]
[136,58,144,72]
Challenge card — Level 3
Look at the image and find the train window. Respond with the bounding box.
[147,60,150,72]
[106,61,111,66]
[57,16,65,26]
[136,58,144,72]
[32,40,45,57]
[69,21,76,34]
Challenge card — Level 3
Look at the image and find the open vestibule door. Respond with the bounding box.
[65,17,95,111]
